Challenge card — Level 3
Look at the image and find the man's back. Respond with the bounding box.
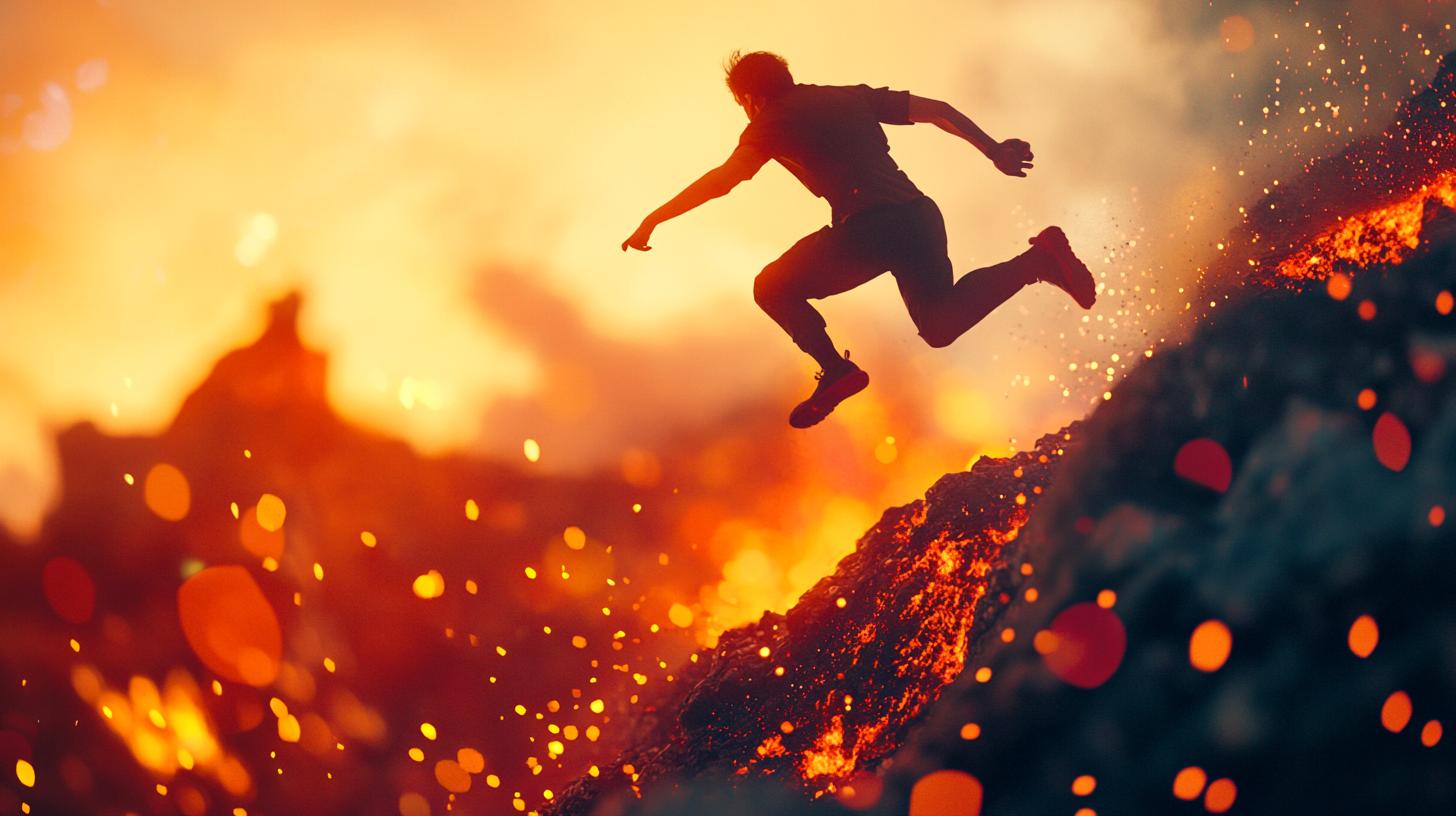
[737,83,924,223]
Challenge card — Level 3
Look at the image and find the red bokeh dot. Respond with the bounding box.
[42,557,96,624]
[1372,412,1411,472]
[1041,602,1127,688]
[1174,438,1233,493]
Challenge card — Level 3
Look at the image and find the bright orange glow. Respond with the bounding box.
[909,769,982,816]
[1358,300,1377,321]
[255,493,287,532]
[1071,774,1097,796]
[144,463,191,521]
[1437,290,1454,315]
[1219,15,1254,53]
[959,723,981,740]
[1204,778,1237,813]
[1173,766,1207,800]
[1429,505,1446,527]
[435,759,472,793]
[412,570,446,599]
[176,566,282,686]
[1357,388,1376,410]
[1189,620,1232,672]
[71,665,248,795]
[1382,691,1413,733]
[239,506,286,560]
[1096,589,1116,609]
[1347,615,1379,658]
[458,748,485,773]
[1326,272,1352,301]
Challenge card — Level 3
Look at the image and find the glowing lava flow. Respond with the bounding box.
[1274,171,1456,281]
[548,429,1070,814]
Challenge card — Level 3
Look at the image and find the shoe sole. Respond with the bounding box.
[1031,226,1097,309]
[789,369,870,429]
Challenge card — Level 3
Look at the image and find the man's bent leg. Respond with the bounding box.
[754,227,881,372]
[913,248,1042,348]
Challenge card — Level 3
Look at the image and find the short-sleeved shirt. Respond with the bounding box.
[737,83,924,224]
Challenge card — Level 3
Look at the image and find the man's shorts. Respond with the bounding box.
[756,195,954,334]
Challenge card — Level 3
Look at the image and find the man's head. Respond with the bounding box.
[724,51,793,119]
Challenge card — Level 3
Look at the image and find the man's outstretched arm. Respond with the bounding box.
[622,145,768,251]
[906,94,1034,178]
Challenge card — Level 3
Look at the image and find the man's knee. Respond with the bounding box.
[754,264,794,312]
[920,327,956,349]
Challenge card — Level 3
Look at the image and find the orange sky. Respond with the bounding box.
[3,0,1448,539]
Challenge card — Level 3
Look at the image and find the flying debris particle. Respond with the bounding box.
[1096,589,1116,609]
[255,493,286,532]
[1381,691,1413,733]
[1189,620,1233,672]
[144,463,191,521]
[959,723,981,740]
[1173,766,1207,800]
[434,759,471,793]
[1357,388,1377,410]
[177,566,282,686]
[398,792,430,816]
[1219,15,1255,53]
[909,769,982,816]
[1326,272,1352,301]
[457,748,485,773]
[589,699,605,714]
[1174,439,1233,493]
[15,758,35,788]
[412,571,445,599]
[1372,412,1412,471]
[1071,775,1097,796]
[1357,299,1377,321]
[465,499,480,521]
[277,715,301,743]
[1421,721,1444,747]
[1437,290,1454,315]
[312,563,324,581]
[1041,603,1127,688]
[360,531,377,548]
[523,438,541,462]
[524,567,538,580]
[667,603,694,628]
[1204,778,1238,813]
[420,722,437,741]
[1430,506,1446,527]
[41,557,95,624]
[563,526,587,550]
[1348,615,1379,658]
[408,747,424,762]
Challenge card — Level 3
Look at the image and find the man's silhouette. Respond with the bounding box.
[623,51,1096,428]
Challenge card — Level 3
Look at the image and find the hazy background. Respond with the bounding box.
[3,0,1452,540]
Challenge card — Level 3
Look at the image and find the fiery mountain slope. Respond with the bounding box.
[553,52,1456,816]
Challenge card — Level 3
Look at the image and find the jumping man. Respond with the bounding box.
[622,51,1096,428]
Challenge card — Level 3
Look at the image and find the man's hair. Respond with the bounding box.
[724,50,794,100]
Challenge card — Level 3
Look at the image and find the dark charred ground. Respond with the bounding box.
[564,220,1456,815]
